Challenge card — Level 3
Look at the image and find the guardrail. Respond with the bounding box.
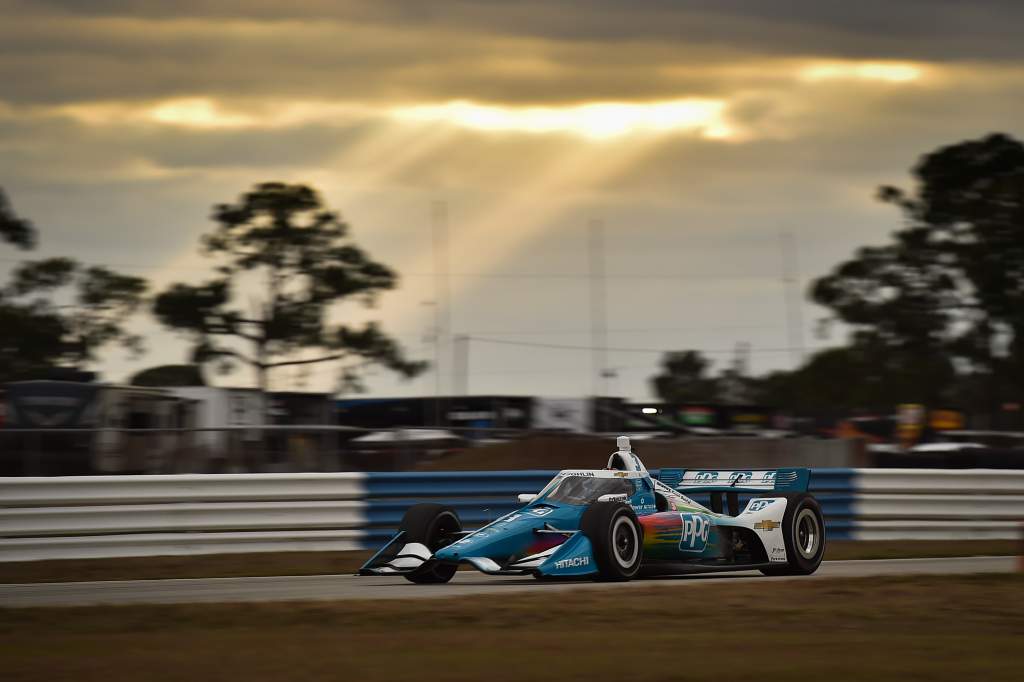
[1,469,1021,562]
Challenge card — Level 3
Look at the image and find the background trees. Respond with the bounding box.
[653,133,1024,416]
[650,350,720,403]
[811,133,1024,410]
[5,128,1023,416]
[129,364,206,387]
[153,182,425,392]
[0,189,36,250]
[5,258,147,364]
[0,188,148,382]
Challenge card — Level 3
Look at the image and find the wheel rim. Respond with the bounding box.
[430,512,461,552]
[611,515,639,568]
[794,508,821,560]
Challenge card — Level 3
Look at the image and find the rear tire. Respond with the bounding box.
[580,502,643,581]
[398,503,462,584]
[759,494,825,576]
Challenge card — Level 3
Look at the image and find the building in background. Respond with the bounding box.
[336,395,532,434]
[1,380,193,475]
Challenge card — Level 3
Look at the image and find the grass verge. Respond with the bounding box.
[1,540,1019,584]
[1,574,1022,681]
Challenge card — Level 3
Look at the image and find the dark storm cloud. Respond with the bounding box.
[1,1,1023,107]
[14,0,1024,61]
[0,12,786,106]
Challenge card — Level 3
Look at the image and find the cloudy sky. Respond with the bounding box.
[1,0,1023,399]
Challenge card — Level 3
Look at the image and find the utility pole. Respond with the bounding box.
[780,231,805,369]
[432,200,451,427]
[589,219,608,398]
[453,334,469,396]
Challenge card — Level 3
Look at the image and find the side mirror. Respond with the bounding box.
[597,493,629,503]
[517,493,538,504]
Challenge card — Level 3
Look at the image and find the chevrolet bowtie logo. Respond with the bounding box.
[754,520,781,531]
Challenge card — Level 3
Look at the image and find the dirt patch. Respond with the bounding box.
[823,539,1020,561]
[2,574,1022,682]
[0,551,372,584]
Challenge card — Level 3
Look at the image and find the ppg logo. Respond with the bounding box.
[747,500,774,513]
[694,471,719,481]
[729,471,753,484]
[679,513,711,552]
[761,471,776,484]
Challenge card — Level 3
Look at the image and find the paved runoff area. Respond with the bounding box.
[0,556,1016,608]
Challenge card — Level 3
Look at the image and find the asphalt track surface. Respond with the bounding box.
[0,556,1015,608]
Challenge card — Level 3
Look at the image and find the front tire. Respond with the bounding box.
[398,503,462,584]
[759,494,825,576]
[580,502,644,581]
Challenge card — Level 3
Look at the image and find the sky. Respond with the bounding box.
[1,0,1023,399]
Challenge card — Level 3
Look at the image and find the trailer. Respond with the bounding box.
[1,380,194,475]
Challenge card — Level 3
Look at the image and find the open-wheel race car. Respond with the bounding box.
[359,436,825,583]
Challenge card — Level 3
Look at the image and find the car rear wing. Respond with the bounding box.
[656,468,810,516]
[657,468,810,494]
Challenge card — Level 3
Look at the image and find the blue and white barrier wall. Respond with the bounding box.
[1,469,1022,561]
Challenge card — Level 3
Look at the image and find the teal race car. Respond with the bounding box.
[359,437,825,583]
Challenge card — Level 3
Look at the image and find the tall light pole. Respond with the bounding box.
[432,200,451,426]
[453,334,470,396]
[589,219,608,397]
[780,231,805,368]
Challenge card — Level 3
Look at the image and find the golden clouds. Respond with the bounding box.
[38,52,940,148]
[55,98,370,130]
[390,99,732,140]
[799,61,925,84]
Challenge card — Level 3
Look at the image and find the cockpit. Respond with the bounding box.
[540,475,637,506]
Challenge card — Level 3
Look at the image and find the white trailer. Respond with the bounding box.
[162,387,266,453]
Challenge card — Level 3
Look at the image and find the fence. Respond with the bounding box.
[2,469,1022,562]
[0,426,389,476]
[0,426,876,476]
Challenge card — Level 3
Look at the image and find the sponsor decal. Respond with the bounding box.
[451,529,487,545]
[754,519,781,531]
[561,471,596,478]
[528,507,554,517]
[770,546,787,562]
[679,513,711,552]
[746,500,775,513]
[694,471,719,481]
[631,496,656,514]
[728,471,753,484]
[761,471,777,484]
[613,471,630,477]
[555,556,590,569]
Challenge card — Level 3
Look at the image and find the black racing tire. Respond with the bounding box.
[758,493,825,576]
[398,503,462,584]
[580,502,644,581]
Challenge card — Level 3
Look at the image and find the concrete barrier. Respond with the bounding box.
[0,473,367,506]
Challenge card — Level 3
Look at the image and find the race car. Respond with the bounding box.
[359,436,825,583]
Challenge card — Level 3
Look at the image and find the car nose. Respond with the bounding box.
[434,545,460,562]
